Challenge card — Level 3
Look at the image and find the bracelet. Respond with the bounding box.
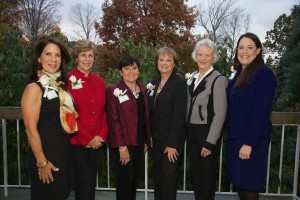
[36,160,48,168]
[119,146,127,152]
[33,150,43,154]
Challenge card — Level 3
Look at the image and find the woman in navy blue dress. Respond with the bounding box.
[226,33,276,200]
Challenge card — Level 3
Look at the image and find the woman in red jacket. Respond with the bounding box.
[106,55,151,200]
[67,40,108,200]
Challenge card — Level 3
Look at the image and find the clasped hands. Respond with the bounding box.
[85,136,105,149]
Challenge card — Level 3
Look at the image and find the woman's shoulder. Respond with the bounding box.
[256,65,276,80]
[22,82,42,99]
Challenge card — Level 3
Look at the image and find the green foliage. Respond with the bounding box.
[0,27,30,106]
[277,15,300,111]
[105,38,159,87]
[264,5,300,105]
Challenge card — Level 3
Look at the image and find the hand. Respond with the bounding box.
[201,147,211,158]
[239,144,252,160]
[119,146,130,165]
[88,136,104,149]
[164,146,178,162]
[37,161,59,184]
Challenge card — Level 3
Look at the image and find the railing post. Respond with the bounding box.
[145,151,148,200]
[183,141,187,191]
[2,119,8,197]
[293,125,300,196]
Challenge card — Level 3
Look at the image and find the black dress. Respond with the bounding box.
[28,81,74,200]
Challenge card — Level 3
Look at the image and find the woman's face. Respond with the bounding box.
[196,45,214,72]
[38,43,61,74]
[121,62,139,84]
[237,37,261,68]
[76,49,94,75]
[157,54,175,75]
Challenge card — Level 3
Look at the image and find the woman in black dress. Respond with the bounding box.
[21,36,75,200]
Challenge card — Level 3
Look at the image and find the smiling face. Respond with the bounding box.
[237,37,261,69]
[121,62,139,84]
[196,45,214,73]
[157,53,175,76]
[38,43,62,74]
[76,49,94,75]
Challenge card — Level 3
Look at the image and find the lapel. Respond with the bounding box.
[229,69,242,96]
[190,70,214,97]
[155,70,176,102]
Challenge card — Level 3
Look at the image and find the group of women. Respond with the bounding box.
[21,32,276,200]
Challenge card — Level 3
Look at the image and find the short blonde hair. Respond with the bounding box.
[155,47,178,66]
[191,38,219,63]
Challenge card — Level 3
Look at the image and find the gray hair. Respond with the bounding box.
[191,38,219,63]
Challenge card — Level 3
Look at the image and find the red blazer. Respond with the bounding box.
[106,80,151,148]
[67,68,108,146]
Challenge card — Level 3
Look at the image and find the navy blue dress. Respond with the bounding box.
[226,66,276,191]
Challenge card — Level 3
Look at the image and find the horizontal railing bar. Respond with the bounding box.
[1,107,300,125]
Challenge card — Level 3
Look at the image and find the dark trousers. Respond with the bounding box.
[110,145,144,200]
[153,138,180,200]
[71,145,100,200]
[187,126,221,200]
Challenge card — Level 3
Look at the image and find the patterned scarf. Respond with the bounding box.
[38,70,79,134]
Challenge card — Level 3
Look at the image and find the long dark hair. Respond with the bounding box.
[29,36,71,83]
[233,32,264,88]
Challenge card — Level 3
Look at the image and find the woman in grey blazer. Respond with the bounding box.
[186,39,227,200]
[148,47,187,200]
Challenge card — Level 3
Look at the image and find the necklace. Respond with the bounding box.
[158,83,164,89]
[132,84,139,99]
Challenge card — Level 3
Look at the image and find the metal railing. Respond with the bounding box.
[1,107,300,199]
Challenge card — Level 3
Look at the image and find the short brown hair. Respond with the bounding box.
[72,40,96,59]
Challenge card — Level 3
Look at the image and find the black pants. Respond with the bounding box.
[153,138,180,200]
[110,145,144,200]
[71,145,100,200]
[187,126,221,200]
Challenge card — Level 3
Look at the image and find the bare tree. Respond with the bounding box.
[196,0,247,43]
[219,9,250,63]
[18,0,62,40]
[69,3,100,42]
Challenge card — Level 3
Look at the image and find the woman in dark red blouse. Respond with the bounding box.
[106,55,151,200]
[67,40,108,200]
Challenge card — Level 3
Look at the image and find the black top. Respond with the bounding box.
[27,80,74,200]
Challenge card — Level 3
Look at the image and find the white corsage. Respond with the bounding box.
[229,66,236,80]
[38,75,58,99]
[185,72,194,86]
[113,88,129,103]
[146,83,155,96]
[69,75,84,89]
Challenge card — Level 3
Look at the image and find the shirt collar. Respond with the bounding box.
[74,67,90,79]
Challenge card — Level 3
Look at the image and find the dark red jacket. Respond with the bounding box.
[106,80,151,148]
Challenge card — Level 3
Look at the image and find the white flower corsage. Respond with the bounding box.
[69,75,84,89]
[229,66,236,80]
[113,88,129,103]
[38,75,58,99]
[146,83,155,96]
[185,72,194,86]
